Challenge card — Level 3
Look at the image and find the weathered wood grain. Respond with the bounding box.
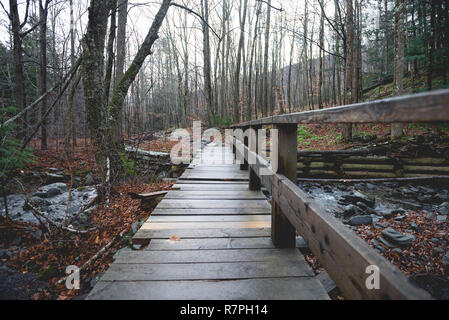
[157,199,271,209]
[100,261,314,281]
[87,277,329,300]
[133,228,271,244]
[146,237,276,250]
[151,208,271,215]
[140,221,271,230]
[114,248,305,264]
[232,89,449,127]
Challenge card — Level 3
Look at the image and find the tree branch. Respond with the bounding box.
[255,0,283,12]
[170,2,222,41]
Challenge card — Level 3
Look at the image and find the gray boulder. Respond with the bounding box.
[381,228,415,247]
[348,215,373,226]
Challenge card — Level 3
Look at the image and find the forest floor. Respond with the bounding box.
[1,136,175,300]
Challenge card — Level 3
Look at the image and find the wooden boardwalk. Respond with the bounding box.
[87,143,328,300]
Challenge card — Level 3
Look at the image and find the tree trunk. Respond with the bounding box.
[39,0,49,150]
[392,0,406,139]
[9,0,28,138]
[342,0,354,141]
[233,0,248,123]
[201,0,214,126]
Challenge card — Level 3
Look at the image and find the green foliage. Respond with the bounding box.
[118,152,137,176]
[213,115,233,127]
[0,107,35,182]
[297,125,313,142]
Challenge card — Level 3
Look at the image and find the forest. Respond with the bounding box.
[0,0,449,301]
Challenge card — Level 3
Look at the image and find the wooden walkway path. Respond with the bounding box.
[87,143,328,300]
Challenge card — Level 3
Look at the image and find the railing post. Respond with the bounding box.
[231,127,237,157]
[271,123,297,248]
[249,125,261,191]
[240,126,249,171]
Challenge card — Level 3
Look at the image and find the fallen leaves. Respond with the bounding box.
[169,235,181,242]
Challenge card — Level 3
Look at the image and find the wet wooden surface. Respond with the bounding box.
[87,143,328,300]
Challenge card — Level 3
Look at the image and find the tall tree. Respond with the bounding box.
[392,0,406,139]
[233,0,248,122]
[201,0,214,126]
[342,0,354,140]
[39,0,50,149]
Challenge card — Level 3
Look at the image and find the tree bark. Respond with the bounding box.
[342,0,354,141]
[39,0,49,150]
[392,0,406,139]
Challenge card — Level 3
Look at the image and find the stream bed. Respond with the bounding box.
[297,180,449,299]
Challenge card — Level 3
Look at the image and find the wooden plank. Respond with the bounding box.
[175,180,248,185]
[132,228,271,244]
[151,208,271,215]
[115,248,305,264]
[165,190,266,200]
[140,221,271,230]
[87,277,330,300]
[129,190,169,200]
[148,215,271,222]
[99,260,314,281]
[172,184,250,191]
[157,199,271,209]
[146,237,276,250]
[233,89,449,127]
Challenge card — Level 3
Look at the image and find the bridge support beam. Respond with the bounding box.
[249,125,261,191]
[271,124,297,248]
[240,126,249,171]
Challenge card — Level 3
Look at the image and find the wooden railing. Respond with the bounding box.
[230,89,449,300]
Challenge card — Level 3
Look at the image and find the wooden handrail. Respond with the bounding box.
[232,89,449,127]
[228,90,449,299]
[231,136,432,300]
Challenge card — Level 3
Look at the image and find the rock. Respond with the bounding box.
[131,222,139,234]
[437,215,447,223]
[371,239,387,253]
[392,248,402,255]
[443,252,449,265]
[378,236,397,249]
[381,228,415,247]
[394,215,406,222]
[131,244,142,251]
[85,173,95,185]
[426,212,437,220]
[410,222,422,232]
[296,236,310,254]
[44,173,67,184]
[343,205,357,217]
[381,209,395,219]
[438,206,449,216]
[316,271,340,299]
[348,215,373,226]
[434,247,444,254]
[33,191,48,198]
[33,230,42,240]
[0,249,6,258]
[374,222,390,228]
[343,190,375,208]
[429,238,439,243]
[46,187,61,198]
